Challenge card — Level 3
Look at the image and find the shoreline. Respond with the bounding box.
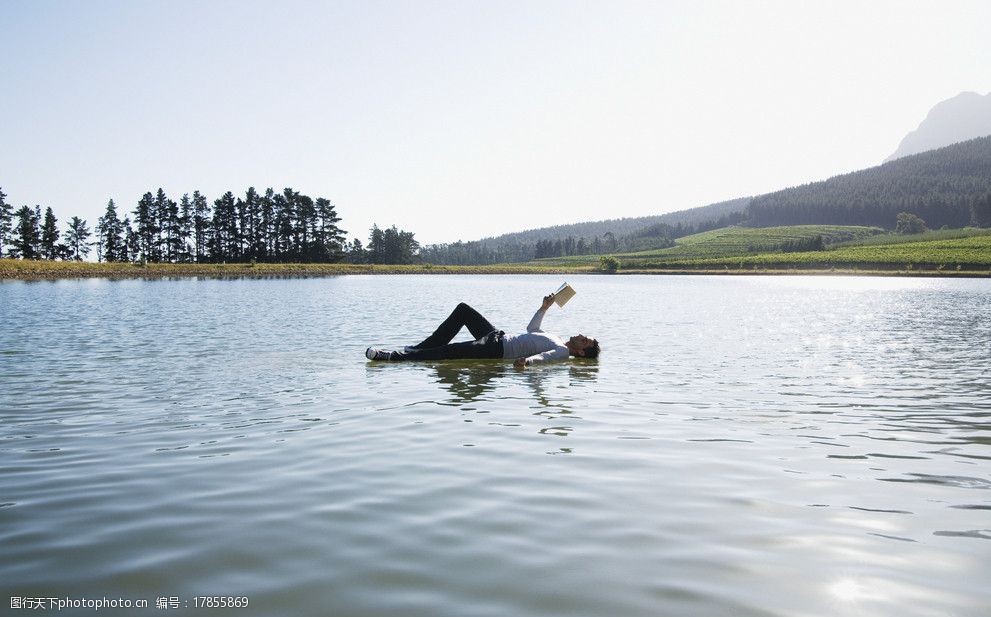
[2,259,989,280]
[617,268,991,278]
[0,260,596,280]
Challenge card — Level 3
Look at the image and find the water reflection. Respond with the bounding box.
[427,360,599,408]
[430,361,509,404]
[567,359,601,383]
[423,359,599,452]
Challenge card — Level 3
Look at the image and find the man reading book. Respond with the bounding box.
[365,295,599,366]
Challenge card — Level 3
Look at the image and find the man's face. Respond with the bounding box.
[568,334,592,355]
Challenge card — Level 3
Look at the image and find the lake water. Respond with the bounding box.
[1,274,989,616]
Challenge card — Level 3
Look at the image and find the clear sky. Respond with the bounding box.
[1,0,989,245]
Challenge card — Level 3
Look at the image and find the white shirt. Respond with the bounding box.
[500,308,570,364]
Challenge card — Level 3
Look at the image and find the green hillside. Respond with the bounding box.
[640,233,991,270]
[830,226,991,248]
[533,224,991,272]
[536,225,881,265]
[626,225,881,259]
[620,229,991,271]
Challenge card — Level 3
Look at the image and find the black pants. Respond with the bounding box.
[396,303,505,361]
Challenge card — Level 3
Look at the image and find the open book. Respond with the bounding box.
[552,282,576,307]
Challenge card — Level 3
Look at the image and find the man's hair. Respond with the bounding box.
[583,339,600,359]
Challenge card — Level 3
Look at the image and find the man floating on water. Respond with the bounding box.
[365,291,599,368]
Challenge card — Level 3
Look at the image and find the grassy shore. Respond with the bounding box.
[615,266,991,277]
[4,226,991,280]
[0,259,596,280]
[2,257,989,280]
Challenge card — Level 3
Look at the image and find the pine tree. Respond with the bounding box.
[241,187,261,261]
[280,188,300,259]
[273,192,293,259]
[64,217,92,261]
[154,189,167,260]
[368,225,385,263]
[150,188,181,262]
[236,188,257,259]
[297,194,315,260]
[123,217,139,262]
[260,188,275,261]
[178,194,193,262]
[165,194,182,262]
[96,199,124,262]
[192,191,210,263]
[134,192,158,261]
[315,197,346,261]
[211,191,238,261]
[41,206,60,259]
[12,205,41,259]
[347,238,365,263]
[0,187,13,258]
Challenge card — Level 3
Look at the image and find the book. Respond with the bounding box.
[553,282,576,307]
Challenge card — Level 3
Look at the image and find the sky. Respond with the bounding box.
[1,0,989,245]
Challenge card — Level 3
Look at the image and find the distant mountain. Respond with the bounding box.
[748,136,991,229]
[886,91,991,162]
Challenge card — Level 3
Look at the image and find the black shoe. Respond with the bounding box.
[365,347,396,361]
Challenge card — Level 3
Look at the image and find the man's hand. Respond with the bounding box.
[513,357,528,370]
[541,294,555,311]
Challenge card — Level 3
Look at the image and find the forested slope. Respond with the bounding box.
[747,136,991,229]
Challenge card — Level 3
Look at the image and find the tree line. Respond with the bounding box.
[0,188,93,260]
[419,233,622,264]
[94,187,347,263]
[0,185,422,265]
[346,224,420,265]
